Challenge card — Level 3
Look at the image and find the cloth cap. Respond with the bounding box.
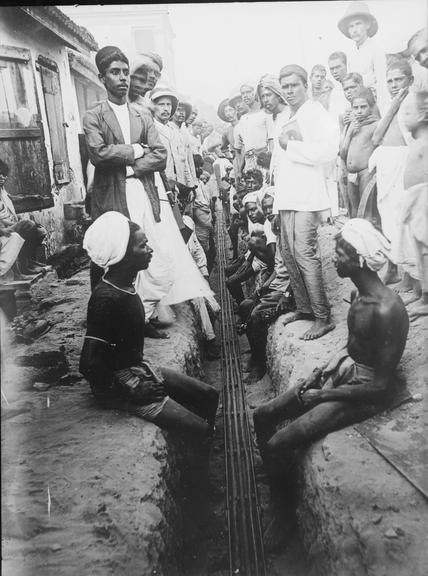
[242,191,260,206]
[257,74,287,106]
[261,186,276,201]
[150,87,179,117]
[279,64,308,84]
[338,1,378,39]
[95,46,129,74]
[83,211,131,270]
[339,218,390,271]
[131,53,163,75]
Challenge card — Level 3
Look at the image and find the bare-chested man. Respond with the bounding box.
[254,218,408,548]
[339,87,378,218]
[370,59,414,288]
[401,90,428,319]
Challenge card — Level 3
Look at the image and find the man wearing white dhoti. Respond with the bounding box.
[370,59,415,289]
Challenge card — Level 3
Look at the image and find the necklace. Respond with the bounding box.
[102,275,136,295]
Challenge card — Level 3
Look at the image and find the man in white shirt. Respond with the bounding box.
[234,82,274,180]
[275,64,338,341]
[169,100,198,187]
[338,1,388,114]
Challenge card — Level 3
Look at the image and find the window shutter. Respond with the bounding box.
[39,63,70,184]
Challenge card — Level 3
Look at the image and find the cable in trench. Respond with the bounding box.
[216,208,267,576]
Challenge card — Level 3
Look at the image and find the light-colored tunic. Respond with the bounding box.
[273,99,339,213]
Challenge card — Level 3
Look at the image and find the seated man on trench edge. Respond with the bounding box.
[238,187,295,379]
[80,211,219,437]
[253,218,409,549]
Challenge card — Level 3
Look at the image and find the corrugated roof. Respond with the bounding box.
[20,6,98,52]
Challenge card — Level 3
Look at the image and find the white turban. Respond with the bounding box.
[261,186,275,200]
[242,192,259,206]
[83,211,131,269]
[340,218,391,272]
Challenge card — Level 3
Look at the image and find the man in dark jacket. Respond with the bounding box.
[83,46,171,338]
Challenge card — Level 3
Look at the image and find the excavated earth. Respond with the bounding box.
[257,221,428,576]
[1,269,206,576]
[2,221,427,576]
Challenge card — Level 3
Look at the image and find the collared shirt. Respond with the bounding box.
[108,101,144,177]
[347,37,388,114]
[234,110,274,152]
[273,99,339,213]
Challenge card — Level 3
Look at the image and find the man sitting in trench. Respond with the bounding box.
[79,211,219,436]
[253,218,409,548]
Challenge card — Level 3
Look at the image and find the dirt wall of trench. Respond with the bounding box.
[265,223,428,576]
[1,270,204,576]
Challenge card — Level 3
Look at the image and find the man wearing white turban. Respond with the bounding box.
[80,212,219,434]
[254,218,409,541]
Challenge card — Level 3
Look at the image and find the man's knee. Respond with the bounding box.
[253,403,273,432]
[207,385,219,407]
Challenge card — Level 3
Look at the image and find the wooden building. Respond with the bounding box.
[0,6,99,254]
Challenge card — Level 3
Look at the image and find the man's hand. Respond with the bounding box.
[0,226,12,237]
[271,215,280,236]
[275,293,289,314]
[300,389,323,407]
[130,380,166,404]
[392,87,409,111]
[342,109,353,126]
[278,130,289,150]
[349,119,360,135]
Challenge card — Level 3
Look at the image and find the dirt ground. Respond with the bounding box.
[1,268,206,576]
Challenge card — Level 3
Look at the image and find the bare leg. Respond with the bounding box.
[152,397,212,436]
[266,400,380,455]
[383,260,401,286]
[401,278,422,306]
[409,292,428,320]
[392,271,414,293]
[160,367,219,426]
[253,388,303,451]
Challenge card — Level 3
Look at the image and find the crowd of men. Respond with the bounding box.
[1,1,427,543]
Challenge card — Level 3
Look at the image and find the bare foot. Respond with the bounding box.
[145,322,169,339]
[402,293,421,306]
[281,311,314,326]
[300,318,336,341]
[392,273,413,294]
[409,302,428,321]
[383,271,401,285]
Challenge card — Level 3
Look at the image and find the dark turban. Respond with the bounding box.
[95,46,129,74]
[279,64,308,85]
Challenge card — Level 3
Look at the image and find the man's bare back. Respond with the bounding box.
[347,286,408,372]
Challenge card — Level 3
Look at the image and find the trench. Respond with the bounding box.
[179,208,313,576]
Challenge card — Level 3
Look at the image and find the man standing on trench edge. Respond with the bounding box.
[254,218,409,550]
[274,64,338,340]
[82,46,178,338]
